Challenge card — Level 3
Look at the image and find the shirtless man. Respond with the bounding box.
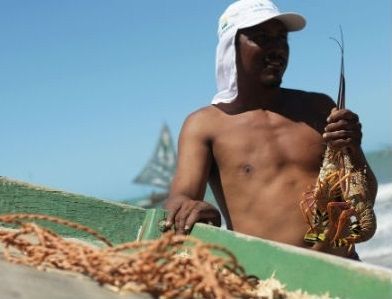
[164,0,377,259]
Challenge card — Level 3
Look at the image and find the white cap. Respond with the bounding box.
[212,0,306,105]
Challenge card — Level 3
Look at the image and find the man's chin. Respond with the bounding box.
[257,71,283,87]
[261,77,282,88]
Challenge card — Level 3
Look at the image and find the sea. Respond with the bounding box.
[356,148,392,269]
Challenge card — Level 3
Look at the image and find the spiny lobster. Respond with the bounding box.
[300,28,376,252]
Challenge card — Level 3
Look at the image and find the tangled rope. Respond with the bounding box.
[0,213,334,299]
[0,213,258,299]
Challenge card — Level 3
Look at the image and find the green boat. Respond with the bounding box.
[1,176,392,299]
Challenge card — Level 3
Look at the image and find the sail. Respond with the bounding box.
[133,124,177,189]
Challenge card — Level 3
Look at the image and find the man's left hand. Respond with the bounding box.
[323,108,362,151]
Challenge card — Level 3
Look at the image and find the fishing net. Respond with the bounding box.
[0,213,332,299]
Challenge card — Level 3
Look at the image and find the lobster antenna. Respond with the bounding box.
[329,26,345,109]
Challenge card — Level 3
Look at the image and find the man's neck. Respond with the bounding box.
[234,84,283,111]
[214,87,284,115]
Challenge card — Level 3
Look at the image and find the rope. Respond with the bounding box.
[0,213,256,298]
[0,213,332,299]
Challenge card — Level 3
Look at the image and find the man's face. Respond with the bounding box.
[236,19,289,88]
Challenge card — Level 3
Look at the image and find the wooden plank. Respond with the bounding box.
[191,224,392,299]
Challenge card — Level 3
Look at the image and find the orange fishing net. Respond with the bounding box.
[0,213,257,299]
[0,213,333,299]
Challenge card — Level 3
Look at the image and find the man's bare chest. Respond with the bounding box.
[211,112,325,173]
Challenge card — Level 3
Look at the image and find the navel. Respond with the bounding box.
[242,164,254,175]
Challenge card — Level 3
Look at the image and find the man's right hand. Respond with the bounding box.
[164,195,221,234]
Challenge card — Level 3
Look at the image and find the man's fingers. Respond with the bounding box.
[327,109,359,123]
[323,130,362,143]
[175,214,188,235]
[181,203,222,233]
[174,203,196,235]
[164,199,222,234]
[165,202,181,228]
[324,120,361,133]
[184,208,202,233]
[323,130,352,140]
[325,108,362,149]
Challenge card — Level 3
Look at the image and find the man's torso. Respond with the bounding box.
[202,89,335,249]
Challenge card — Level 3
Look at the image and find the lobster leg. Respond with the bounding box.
[300,192,316,230]
[326,201,358,245]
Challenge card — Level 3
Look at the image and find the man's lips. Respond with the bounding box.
[252,52,287,74]
[265,61,285,68]
[254,60,286,71]
[262,54,287,73]
[264,61,286,73]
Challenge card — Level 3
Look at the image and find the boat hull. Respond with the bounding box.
[1,177,391,299]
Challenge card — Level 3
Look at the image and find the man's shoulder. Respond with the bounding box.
[283,87,333,101]
[282,88,336,110]
[184,105,221,124]
[181,106,220,138]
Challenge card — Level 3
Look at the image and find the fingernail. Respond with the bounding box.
[322,133,327,138]
[184,225,190,231]
[327,117,331,122]
[165,221,172,227]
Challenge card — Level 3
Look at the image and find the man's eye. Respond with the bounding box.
[250,33,268,42]
[249,33,287,44]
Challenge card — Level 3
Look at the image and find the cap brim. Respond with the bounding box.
[274,13,306,32]
[238,12,306,32]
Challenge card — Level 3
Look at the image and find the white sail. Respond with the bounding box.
[133,124,177,189]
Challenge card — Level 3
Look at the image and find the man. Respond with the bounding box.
[164,0,377,260]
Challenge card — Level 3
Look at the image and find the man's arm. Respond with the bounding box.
[164,110,221,234]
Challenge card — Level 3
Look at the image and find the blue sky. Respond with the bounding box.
[0,0,391,200]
